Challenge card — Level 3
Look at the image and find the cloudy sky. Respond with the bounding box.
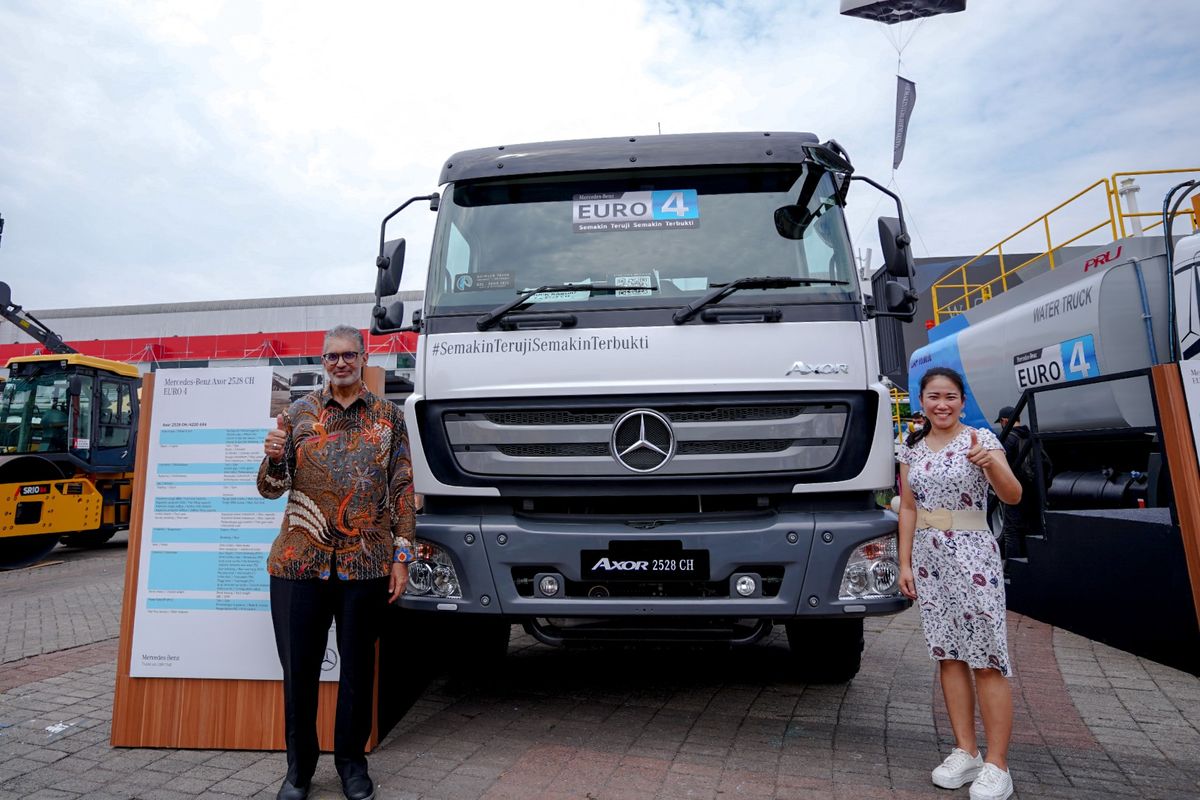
[1,0,1198,310]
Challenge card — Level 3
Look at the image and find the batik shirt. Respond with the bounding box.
[257,384,414,580]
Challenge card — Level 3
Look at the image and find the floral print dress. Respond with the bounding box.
[899,426,1012,677]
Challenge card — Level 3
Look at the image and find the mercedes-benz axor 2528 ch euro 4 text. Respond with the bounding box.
[371,132,920,680]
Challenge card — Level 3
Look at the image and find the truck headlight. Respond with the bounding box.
[844,564,869,596]
[871,559,898,595]
[405,539,463,599]
[839,534,901,600]
[432,564,459,597]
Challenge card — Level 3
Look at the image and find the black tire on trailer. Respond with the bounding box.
[785,617,864,683]
[60,529,118,548]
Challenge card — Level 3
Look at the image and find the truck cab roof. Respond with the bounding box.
[439,131,821,184]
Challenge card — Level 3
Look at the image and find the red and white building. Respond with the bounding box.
[0,291,422,385]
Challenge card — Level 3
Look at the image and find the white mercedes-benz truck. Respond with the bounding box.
[372,132,918,680]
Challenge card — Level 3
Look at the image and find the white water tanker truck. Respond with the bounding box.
[902,182,1200,674]
[369,132,922,681]
[907,222,1200,512]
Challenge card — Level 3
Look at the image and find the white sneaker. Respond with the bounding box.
[969,763,1014,800]
[931,747,983,789]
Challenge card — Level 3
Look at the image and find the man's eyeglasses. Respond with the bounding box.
[321,351,361,365]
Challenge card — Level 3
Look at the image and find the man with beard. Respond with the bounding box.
[258,325,413,800]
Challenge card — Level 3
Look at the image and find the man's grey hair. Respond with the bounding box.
[324,324,365,353]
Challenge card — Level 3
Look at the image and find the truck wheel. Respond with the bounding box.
[60,530,118,548]
[785,618,864,683]
[461,619,511,661]
[447,619,511,677]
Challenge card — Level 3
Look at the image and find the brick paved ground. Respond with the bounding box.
[1,541,1198,799]
[0,535,126,665]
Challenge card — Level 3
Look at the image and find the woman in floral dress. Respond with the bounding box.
[897,367,1023,800]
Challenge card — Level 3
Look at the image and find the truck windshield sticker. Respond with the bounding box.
[454,272,514,292]
[529,284,592,303]
[1014,334,1099,390]
[613,274,654,296]
[572,190,700,233]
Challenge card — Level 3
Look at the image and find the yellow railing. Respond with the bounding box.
[930,168,1200,324]
[890,387,909,443]
[1112,168,1200,236]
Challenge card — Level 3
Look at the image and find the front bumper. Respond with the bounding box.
[399,509,910,618]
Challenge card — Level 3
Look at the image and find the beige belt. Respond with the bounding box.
[916,508,988,531]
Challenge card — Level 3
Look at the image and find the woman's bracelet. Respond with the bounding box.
[393,546,413,564]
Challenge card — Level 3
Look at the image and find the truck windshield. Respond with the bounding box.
[0,369,74,454]
[427,166,858,314]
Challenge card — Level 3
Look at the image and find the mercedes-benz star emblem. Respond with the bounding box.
[610,409,676,473]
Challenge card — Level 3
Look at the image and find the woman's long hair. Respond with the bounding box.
[905,367,966,448]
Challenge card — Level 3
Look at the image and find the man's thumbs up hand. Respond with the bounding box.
[265,414,288,461]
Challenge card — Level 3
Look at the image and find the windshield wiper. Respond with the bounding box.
[477,283,652,331]
[672,275,848,325]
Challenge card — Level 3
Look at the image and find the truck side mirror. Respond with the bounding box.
[67,375,83,397]
[878,217,914,278]
[376,238,406,297]
[883,280,917,321]
[371,301,406,336]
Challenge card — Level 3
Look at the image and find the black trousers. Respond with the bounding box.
[1001,493,1040,559]
[269,575,389,785]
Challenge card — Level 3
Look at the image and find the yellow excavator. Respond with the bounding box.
[0,271,140,568]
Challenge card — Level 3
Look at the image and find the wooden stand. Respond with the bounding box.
[1151,363,1200,630]
[112,367,390,750]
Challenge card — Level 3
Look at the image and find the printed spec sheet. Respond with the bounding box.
[129,367,338,680]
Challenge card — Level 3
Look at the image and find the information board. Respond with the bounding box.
[1182,360,1200,461]
[128,367,338,680]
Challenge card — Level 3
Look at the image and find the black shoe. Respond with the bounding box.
[341,771,375,800]
[276,778,310,800]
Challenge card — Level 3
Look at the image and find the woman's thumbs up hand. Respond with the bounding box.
[966,428,996,469]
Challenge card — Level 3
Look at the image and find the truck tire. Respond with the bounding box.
[457,619,512,663]
[439,618,511,681]
[785,618,864,683]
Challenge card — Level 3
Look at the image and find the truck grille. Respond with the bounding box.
[445,401,848,477]
[485,406,806,426]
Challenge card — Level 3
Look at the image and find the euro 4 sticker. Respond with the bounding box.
[573,190,699,233]
[1013,334,1099,390]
